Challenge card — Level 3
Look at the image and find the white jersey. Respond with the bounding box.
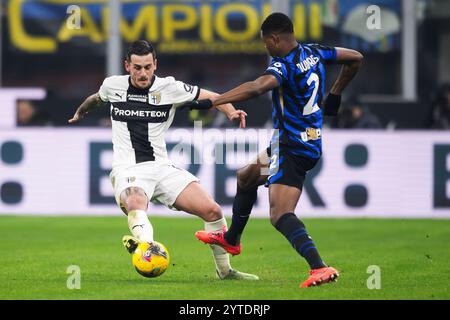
[98,75,199,168]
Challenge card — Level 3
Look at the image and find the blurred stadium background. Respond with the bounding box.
[1,0,449,218]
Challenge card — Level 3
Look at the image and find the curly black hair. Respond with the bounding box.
[126,40,156,62]
[261,12,294,36]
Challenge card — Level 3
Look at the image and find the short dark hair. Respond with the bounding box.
[126,40,156,61]
[261,12,294,36]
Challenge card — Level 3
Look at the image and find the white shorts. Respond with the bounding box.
[110,161,199,213]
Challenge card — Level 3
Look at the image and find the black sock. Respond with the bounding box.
[274,213,327,270]
[224,185,257,246]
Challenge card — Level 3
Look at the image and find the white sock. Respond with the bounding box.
[127,210,154,242]
[204,218,231,276]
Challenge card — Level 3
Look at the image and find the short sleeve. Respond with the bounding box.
[171,80,200,105]
[307,44,337,64]
[98,78,110,102]
[264,59,287,86]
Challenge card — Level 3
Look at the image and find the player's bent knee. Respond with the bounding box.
[236,168,247,188]
[123,194,148,212]
[237,167,256,191]
[120,187,148,213]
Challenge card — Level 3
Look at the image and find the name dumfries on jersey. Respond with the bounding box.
[297,55,320,73]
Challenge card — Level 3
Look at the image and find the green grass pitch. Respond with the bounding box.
[0,216,449,300]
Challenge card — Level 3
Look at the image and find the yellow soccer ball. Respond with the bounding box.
[132,241,170,278]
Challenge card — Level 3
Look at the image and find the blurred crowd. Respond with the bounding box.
[17,100,52,127]
[326,97,382,129]
[430,84,450,129]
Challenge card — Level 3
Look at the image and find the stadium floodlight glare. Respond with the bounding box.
[270,0,290,16]
[107,0,122,77]
[0,2,2,87]
[402,0,417,101]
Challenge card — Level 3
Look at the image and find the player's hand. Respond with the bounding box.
[323,93,341,116]
[228,110,247,128]
[68,111,85,124]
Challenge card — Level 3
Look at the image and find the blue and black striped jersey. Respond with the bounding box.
[264,43,336,160]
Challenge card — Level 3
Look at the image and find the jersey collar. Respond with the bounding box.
[285,43,301,59]
[128,75,156,92]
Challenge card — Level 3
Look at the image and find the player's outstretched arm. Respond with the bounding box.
[211,75,279,107]
[180,75,278,121]
[323,48,364,116]
[198,88,248,128]
[68,93,106,124]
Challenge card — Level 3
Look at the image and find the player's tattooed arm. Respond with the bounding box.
[68,93,107,124]
[330,48,364,95]
[198,88,248,128]
[323,47,363,116]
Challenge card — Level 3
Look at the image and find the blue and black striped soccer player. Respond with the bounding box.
[192,12,363,288]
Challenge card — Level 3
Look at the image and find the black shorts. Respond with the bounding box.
[265,145,319,190]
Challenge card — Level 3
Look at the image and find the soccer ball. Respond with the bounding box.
[132,241,170,278]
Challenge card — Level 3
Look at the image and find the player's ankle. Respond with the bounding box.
[223,232,239,246]
[217,267,232,278]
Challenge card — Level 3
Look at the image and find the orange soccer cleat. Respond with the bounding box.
[195,226,242,256]
[300,266,339,288]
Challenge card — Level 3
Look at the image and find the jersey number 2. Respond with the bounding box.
[303,73,320,116]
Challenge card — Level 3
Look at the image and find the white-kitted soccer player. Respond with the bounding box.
[69,40,258,280]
